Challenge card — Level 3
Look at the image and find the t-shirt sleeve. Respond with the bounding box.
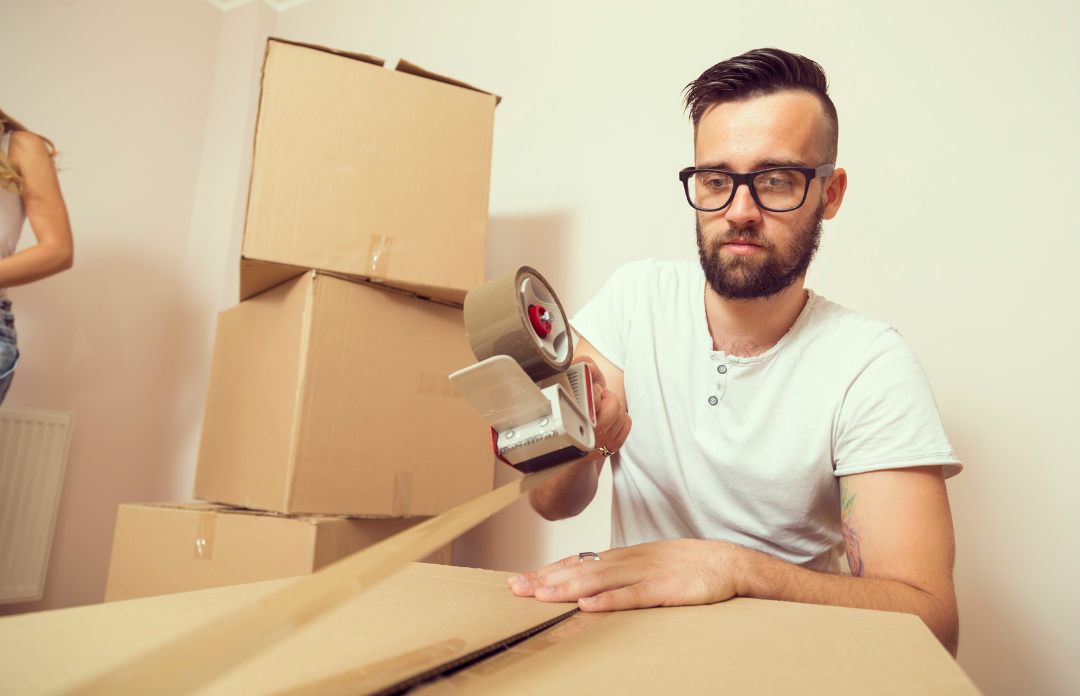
[569,260,652,371]
[834,328,963,479]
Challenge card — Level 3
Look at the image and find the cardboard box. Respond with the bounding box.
[103,503,452,602]
[0,564,981,696]
[414,602,984,695]
[194,271,495,516]
[240,38,498,305]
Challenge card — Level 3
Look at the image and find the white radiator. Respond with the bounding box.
[0,405,74,604]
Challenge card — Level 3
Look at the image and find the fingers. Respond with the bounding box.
[511,559,630,603]
[579,581,664,612]
[508,549,623,597]
[507,554,582,595]
[572,354,607,388]
[595,388,628,441]
[606,412,632,452]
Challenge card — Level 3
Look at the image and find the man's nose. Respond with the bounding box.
[725,183,762,228]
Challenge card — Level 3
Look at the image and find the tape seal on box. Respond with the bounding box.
[463,266,573,381]
[194,512,217,561]
[418,372,461,398]
[368,234,393,279]
[392,471,414,517]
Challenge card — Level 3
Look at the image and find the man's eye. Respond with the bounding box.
[701,175,731,188]
[762,177,792,188]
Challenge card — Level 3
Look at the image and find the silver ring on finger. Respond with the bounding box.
[578,551,601,562]
[597,445,614,457]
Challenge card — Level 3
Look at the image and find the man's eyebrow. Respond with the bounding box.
[694,158,811,171]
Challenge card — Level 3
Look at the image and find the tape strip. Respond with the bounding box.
[61,459,578,696]
[417,373,462,399]
[391,471,414,517]
[193,512,217,561]
[368,234,393,279]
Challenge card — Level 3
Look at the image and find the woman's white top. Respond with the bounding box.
[0,132,27,300]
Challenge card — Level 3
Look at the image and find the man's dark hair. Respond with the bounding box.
[683,48,838,163]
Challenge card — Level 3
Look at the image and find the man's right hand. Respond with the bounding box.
[573,353,631,459]
[528,337,630,521]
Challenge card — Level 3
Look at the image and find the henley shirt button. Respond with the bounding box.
[717,365,728,374]
[708,396,718,406]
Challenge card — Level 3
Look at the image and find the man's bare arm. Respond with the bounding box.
[512,465,960,655]
[739,465,958,654]
[528,336,631,520]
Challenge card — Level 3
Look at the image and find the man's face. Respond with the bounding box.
[693,90,832,301]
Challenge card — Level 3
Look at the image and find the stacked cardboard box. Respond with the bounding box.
[105,39,500,601]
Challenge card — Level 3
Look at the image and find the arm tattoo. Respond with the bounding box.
[840,478,864,577]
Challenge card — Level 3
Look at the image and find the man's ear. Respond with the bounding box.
[822,168,848,220]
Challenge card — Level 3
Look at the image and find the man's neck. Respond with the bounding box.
[703,280,809,357]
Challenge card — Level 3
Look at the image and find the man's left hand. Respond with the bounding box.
[507,539,748,611]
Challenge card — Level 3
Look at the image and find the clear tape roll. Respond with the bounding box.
[463,266,573,381]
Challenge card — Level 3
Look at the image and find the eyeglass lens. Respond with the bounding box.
[689,170,808,211]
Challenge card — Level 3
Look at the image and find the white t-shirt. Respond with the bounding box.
[571,259,962,572]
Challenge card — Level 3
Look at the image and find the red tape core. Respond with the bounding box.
[528,304,552,338]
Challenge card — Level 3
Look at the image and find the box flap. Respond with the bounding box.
[1,564,574,696]
[266,37,384,67]
[395,58,502,105]
[240,258,469,306]
[413,598,984,695]
[238,258,307,302]
[264,38,499,103]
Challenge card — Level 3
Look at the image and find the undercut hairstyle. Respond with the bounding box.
[683,48,838,163]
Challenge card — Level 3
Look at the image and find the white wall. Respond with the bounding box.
[3,1,1077,694]
[0,0,223,612]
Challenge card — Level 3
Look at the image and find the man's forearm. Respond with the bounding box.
[734,546,959,656]
[528,455,602,520]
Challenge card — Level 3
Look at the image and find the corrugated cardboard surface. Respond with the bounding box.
[416,601,983,696]
[195,271,495,516]
[241,39,495,304]
[103,503,451,602]
[196,276,310,512]
[0,564,576,696]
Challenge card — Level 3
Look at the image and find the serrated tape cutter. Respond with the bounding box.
[451,266,596,473]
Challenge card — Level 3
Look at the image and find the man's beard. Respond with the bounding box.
[696,199,825,301]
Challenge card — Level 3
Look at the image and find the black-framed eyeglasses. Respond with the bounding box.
[679,164,834,213]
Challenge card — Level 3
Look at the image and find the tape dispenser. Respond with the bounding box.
[450,267,596,473]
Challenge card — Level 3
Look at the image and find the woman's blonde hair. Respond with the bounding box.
[0,108,59,194]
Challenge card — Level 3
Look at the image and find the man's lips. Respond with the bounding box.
[721,239,763,255]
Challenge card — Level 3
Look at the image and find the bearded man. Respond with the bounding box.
[509,48,963,656]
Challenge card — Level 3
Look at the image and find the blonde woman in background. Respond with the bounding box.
[0,109,74,404]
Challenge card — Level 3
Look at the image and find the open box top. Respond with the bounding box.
[238,38,499,306]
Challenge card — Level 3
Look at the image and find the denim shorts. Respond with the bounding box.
[0,299,18,405]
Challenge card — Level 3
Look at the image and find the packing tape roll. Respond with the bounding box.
[463,266,572,381]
